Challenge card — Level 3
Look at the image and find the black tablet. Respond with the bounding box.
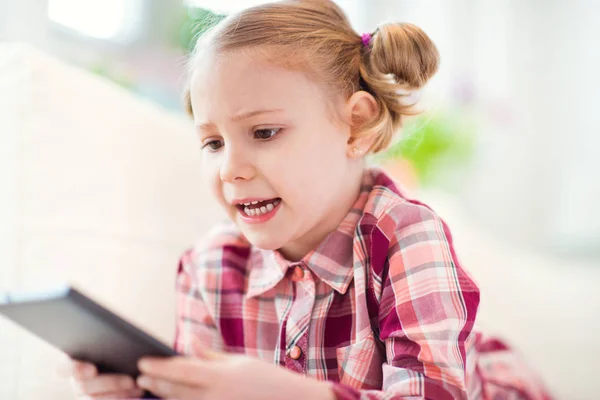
[0,284,178,399]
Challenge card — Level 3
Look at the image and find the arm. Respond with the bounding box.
[332,210,480,399]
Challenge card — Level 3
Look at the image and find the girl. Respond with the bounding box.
[62,0,552,398]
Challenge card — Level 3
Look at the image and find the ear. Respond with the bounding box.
[344,90,378,158]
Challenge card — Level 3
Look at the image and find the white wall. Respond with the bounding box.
[359,0,600,255]
[0,0,49,45]
[468,0,600,254]
[545,1,600,254]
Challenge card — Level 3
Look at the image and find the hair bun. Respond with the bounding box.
[371,23,439,89]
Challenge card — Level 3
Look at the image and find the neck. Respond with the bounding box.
[278,163,365,262]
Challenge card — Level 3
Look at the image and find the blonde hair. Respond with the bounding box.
[184,0,439,153]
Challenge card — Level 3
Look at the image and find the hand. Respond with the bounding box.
[57,355,145,399]
[137,348,335,400]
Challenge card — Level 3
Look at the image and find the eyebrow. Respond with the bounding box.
[195,109,284,130]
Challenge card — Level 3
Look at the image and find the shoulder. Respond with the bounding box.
[362,168,446,239]
[361,168,479,292]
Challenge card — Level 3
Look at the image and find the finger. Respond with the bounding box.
[137,376,206,400]
[73,361,99,380]
[57,358,97,380]
[78,374,137,396]
[87,386,145,399]
[138,356,214,387]
[194,345,227,360]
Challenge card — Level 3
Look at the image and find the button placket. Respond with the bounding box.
[289,345,302,360]
[285,334,308,372]
[284,264,313,373]
[291,265,304,282]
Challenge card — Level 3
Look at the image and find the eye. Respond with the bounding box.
[202,140,223,151]
[253,128,281,140]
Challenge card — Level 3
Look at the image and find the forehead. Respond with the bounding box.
[189,49,326,120]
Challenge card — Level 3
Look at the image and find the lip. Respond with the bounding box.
[235,198,281,225]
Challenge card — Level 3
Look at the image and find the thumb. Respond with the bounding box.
[193,344,227,361]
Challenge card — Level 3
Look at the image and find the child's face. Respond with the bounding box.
[189,50,361,259]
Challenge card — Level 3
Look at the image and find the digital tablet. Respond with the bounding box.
[0,284,178,399]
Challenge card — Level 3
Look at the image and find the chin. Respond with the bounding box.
[241,230,286,251]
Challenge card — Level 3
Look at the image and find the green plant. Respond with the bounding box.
[89,63,134,89]
[373,109,477,188]
[177,7,226,52]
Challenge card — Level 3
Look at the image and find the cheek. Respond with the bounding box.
[268,130,346,199]
[202,157,225,202]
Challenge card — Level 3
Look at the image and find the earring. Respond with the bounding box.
[352,146,362,156]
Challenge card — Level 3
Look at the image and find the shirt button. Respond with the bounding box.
[289,345,302,360]
[291,266,304,282]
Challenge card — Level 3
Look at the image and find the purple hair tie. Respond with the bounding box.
[361,33,372,47]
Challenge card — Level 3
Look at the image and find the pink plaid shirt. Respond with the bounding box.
[174,168,551,399]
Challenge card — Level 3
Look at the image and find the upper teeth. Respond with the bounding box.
[242,201,260,206]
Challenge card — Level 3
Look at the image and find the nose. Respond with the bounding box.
[219,144,255,183]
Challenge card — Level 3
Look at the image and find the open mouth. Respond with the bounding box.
[236,198,282,217]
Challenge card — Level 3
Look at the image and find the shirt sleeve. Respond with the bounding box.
[330,207,480,400]
[173,248,225,355]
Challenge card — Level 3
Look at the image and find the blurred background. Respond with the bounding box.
[2,0,599,258]
[1,0,599,398]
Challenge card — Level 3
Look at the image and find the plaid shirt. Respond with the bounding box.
[174,168,551,399]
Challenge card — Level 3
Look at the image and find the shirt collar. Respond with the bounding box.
[246,169,375,298]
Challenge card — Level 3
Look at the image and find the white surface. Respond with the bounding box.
[0,43,26,400]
